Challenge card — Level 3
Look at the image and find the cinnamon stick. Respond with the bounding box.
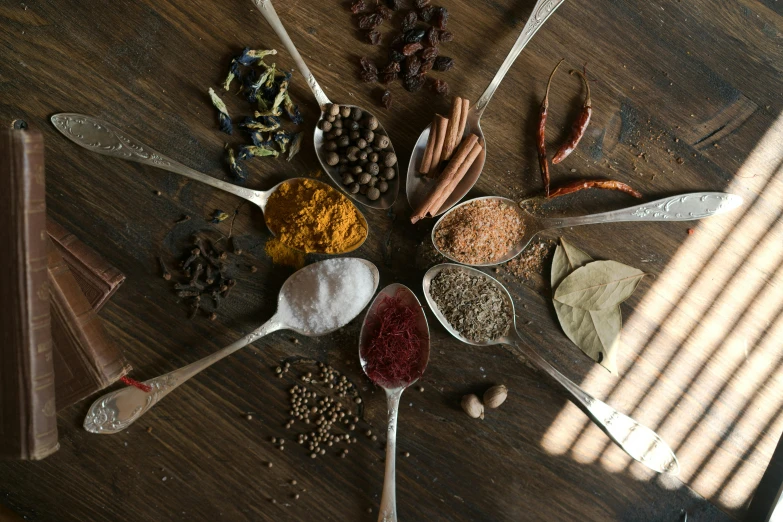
[440,96,463,162]
[429,115,449,176]
[411,133,480,223]
[427,139,483,216]
[419,114,447,175]
[456,98,469,145]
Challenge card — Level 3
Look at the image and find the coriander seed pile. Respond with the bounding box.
[429,268,512,343]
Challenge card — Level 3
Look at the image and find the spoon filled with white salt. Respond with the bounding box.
[84,258,379,434]
[358,284,430,522]
[422,264,680,475]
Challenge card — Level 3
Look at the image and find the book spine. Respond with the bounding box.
[0,127,59,460]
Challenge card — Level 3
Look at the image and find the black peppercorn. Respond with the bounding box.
[383,152,397,167]
[378,180,389,193]
[348,120,360,132]
[368,152,379,163]
[358,150,368,161]
[325,152,340,166]
[319,120,333,132]
[339,106,351,118]
[348,183,360,194]
[326,114,336,123]
[366,162,380,176]
[327,103,340,117]
[364,115,379,130]
[375,134,391,149]
[367,187,381,200]
[382,167,396,180]
[332,119,343,129]
[358,173,372,185]
[337,135,350,148]
[351,107,363,121]
[361,129,375,142]
[351,165,363,175]
[333,128,344,137]
[342,174,355,185]
[356,138,368,149]
[349,130,361,141]
[346,146,360,161]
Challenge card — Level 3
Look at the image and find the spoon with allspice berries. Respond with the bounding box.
[50,114,368,254]
[252,0,400,210]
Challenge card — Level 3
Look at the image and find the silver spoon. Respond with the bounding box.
[432,192,743,266]
[50,113,368,254]
[358,284,430,522]
[422,263,679,474]
[252,0,399,210]
[406,0,566,217]
[83,258,380,434]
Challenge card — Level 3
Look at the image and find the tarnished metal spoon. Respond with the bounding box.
[432,192,744,267]
[359,284,430,522]
[422,263,679,475]
[50,113,368,254]
[252,0,399,210]
[406,0,565,217]
[83,258,380,434]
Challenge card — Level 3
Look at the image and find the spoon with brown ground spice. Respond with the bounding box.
[422,263,680,475]
[50,113,368,254]
[432,193,743,266]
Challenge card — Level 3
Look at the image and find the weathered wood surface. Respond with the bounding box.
[1,0,781,520]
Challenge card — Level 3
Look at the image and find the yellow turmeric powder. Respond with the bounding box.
[264,179,367,254]
[264,237,305,269]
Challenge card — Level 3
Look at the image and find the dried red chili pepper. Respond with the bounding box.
[552,68,592,164]
[547,179,643,199]
[538,59,563,197]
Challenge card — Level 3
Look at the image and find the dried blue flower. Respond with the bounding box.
[270,78,290,115]
[239,145,280,160]
[240,116,280,133]
[226,147,247,180]
[282,92,303,125]
[237,48,277,67]
[287,132,303,162]
[208,88,232,135]
[250,132,275,148]
[223,60,242,91]
[273,130,294,154]
[211,209,231,223]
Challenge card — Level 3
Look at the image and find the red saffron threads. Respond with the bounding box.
[120,376,152,393]
[361,292,425,388]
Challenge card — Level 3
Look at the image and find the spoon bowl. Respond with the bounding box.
[358,284,430,522]
[431,193,744,267]
[253,0,399,210]
[422,263,681,475]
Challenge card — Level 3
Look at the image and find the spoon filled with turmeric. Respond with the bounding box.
[51,113,368,255]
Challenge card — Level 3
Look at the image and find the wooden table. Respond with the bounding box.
[1,0,781,520]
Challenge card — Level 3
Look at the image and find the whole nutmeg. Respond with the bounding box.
[319,120,333,132]
[365,162,380,176]
[339,106,351,118]
[378,180,389,193]
[364,115,379,130]
[461,394,484,419]
[333,128,344,137]
[383,152,398,167]
[324,131,336,140]
[358,151,369,161]
[356,138,368,150]
[324,140,338,152]
[348,182,360,194]
[346,146,360,162]
[382,167,396,180]
[367,187,381,201]
[361,129,375,143]
[342,174,355,185]
[358,173,372,185]
[325,152,340,166]
[367,176,378,188]
[337,135,350,148]
[351,107,363,121]
[327,103,340,117]
[351,165,363,175]
[349,130,361,141]
[368,152,379,163]
[332,119,343,129]
[375,134,391,149]
[326,114,336,123]
[483,385,508,409]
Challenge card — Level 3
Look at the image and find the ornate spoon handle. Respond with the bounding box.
[540,192,743,228]
[506,335,679,475]
[474,0,565,114]
[84,319,284,434]
[252,0,331,110]
[50,113,261,203]
[378,387,404,522]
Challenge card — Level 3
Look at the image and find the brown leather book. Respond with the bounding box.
[47,219,125,312]
[48,244,132,410]
[0,127,59,460]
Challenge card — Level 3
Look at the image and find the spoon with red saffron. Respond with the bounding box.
[359,284,430,522]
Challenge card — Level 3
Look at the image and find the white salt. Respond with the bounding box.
[277,258,376,334]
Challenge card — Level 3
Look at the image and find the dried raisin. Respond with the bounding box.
[430,78,449,95]
[424,26,439,48]
[365,29,382,45]
[401,10,418,32]
[350,0,366,14]
[360,71,378,83]
[420,57,435,74]
[389,47,405,63]
[404,29,426,43]
[386,0,402,11]
[381,62,401,73]
[432,7,448,30]
[404,55,421,76]
[415,0,431,7]
[376,5,394,20]
[403,74,425,92]
[358,13,383,30]
[419,6,436,22]
[381,90,393,109]
[433,56,454,71]
[421,46,438,61]
[360,57,378,74]
[402,42,423,56]
[439,30,453,42]
[380,72,398,84]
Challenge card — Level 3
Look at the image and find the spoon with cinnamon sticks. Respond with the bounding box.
[406,0,566,222]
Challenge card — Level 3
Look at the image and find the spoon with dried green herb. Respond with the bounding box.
[422,263,680,475]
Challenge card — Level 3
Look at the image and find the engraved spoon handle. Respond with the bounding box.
[474,0,565,115]
[84,318,284,434]
[505,334,680,475]
[378,387,404,522]
[539,192,743,228]
[252,0,331,110]
[50,113,263,204]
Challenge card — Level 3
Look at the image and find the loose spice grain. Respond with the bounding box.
[434,199,525,265]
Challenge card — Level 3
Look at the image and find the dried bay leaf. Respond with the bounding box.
[551,239,623,374]
[554,260,645,311]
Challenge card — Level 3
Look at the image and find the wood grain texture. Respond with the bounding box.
[1,0,781,520]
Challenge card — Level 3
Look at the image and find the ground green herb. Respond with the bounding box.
[429,269,511,343]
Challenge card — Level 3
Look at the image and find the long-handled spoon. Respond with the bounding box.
[50,113,368,254]
[358,284,430,522]
[251,0,399,210]
[406,0,566,216]
[84,258,379,434]
[433,192,743,266]
[423,263,680,475]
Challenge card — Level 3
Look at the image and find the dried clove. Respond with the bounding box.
[189,261,204,286]
[182,248,201,270]
[158,257,172,280]
[178,290,201,298]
